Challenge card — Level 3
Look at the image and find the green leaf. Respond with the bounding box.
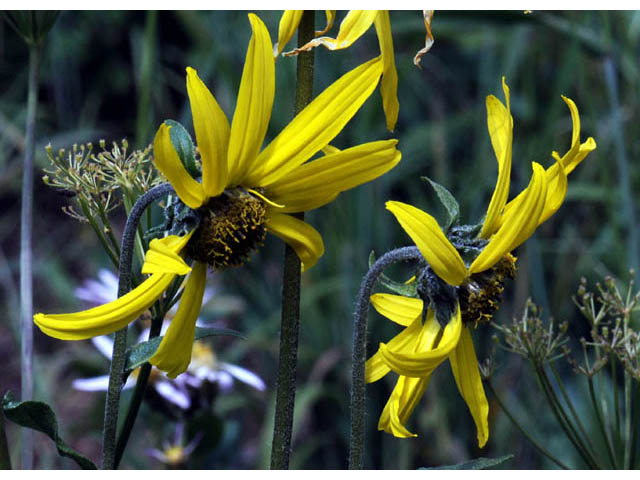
[1,11,59,45]
[125,326,245,373]
[422,176,460,231]
[165,119,200,178]
[368,251,418,297]
[421,454,514,470]
[2,391,97,469]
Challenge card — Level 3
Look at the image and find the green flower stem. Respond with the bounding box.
[623,371,632,469]
[587,373,617,468]
[629,380,639,468]
[102,183,174,469]
[270,10,315,471]
[485,380,569,469]
[611,353,622,463]
[20,43,39,470]
[78,196,120,269]
[0,411,12,469]
[534,364,599,468]
[548,361,597,459]
[349,246,422,469]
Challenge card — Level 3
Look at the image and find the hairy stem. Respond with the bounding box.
[270,10,315,471]
[101,183,174,469]
[20,44,39,470]
[349,246,422,469]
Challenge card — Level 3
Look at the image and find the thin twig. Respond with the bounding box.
[349,246,422,469]
[101,183,174,469]
[270,10,315,471]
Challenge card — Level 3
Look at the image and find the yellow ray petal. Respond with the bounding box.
[379,305,462,377]
[274,10,303,57]
[150,262,207,378]
[228,14,275,185]
[185,67,230,198]
[370,293,423,327]
[537,153,568,225]
[34,273,175,340]
[449,326,490,448]
[378,374,431,438]
[373,11,399,132]
[141,232,194,275]
[284,10,378,55]
[316,10,336,36]
[469,162,548,275]
[366,316,423,384]
[480,77,513,239]
[250,55,384,187]
[386,201,468,286]
[266,212,324,271]
[265,140,401,213]
[413,10,435,67]
[153,123,206,209]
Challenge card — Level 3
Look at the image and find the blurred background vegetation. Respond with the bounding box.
[0,10,638,469]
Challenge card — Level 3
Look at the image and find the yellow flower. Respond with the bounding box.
[34,13,401,378]
[366,78,596,444]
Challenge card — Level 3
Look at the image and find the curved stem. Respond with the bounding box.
[349,246,422,469]
[587,373,617,468]
[101,183,174,469]
[270,10,315,470]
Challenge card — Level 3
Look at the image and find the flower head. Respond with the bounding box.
[367,78,596,444]
[34,13,400,379]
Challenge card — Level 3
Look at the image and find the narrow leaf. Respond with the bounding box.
[421,454,514,470]
[2,392,97,469]
[422,176,460,230]
[165,119,200,178]
[125,326,245,373]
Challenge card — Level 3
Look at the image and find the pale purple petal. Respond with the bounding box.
[155,380,191,410]
[72,375,110,391]
[74,269,118,305]
[91,336,114,359]
[220,362,266,391]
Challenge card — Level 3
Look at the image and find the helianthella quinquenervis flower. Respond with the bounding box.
[366,77,596,445]
[34,13,401,378]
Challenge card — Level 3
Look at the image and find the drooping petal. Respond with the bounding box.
[227,14,275,185]
[34,273,175,340]
[265,140,401,213]
[469,162,548,275]
[284,10,378,55]
[537,153,568,225]
[141,233,194,275]
[373,11,399,132]
[480,77,513,239]
[413,10,435,67]
[386,201,468,286]
[366,316,423,383]
[379,305,462,377]
[378,374,431,438]
[370,293,423,327]
[274,10,303,56]
[153,123,206,209]
[220,362,267,391]
[185,67,230,197]
[265,212,324,271]
[249,56,384,187]
[449,327,490,448]
[150,262,207,378]
[316,10,336,36]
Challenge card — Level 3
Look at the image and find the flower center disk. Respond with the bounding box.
[186,188,267,270]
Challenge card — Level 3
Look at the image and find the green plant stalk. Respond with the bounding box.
[0,412,12,469]
[349,247,422,469]
[96,205,122,261]
[534,364,599,468]
[101,183,173,469]
[610,353,622,464]
[587,374,617,468]
[486,381,569,469]
[629,380,639,468]
[549,361,598,460]
[78,197,120,269]
[20,43,39,471]
[270,10,315,470]
[623,370,632,469]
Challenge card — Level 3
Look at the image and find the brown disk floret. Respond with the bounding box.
[185,188,267,270]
